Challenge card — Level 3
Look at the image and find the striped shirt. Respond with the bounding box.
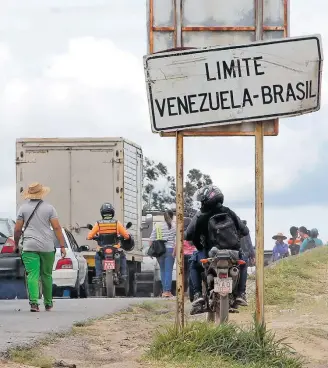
[150,221,176,249]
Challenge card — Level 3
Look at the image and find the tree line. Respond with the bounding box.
[142,157,213,216]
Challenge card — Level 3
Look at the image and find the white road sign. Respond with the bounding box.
[144,35,323,133]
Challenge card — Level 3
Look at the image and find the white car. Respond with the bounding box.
[52,228,88,298]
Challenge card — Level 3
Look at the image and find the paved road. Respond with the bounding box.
[0,298,150,353]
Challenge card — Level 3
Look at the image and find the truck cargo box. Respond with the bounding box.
[16,138,143,262]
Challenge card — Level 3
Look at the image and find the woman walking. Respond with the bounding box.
[150,209,176,298]
[14,182,66,312]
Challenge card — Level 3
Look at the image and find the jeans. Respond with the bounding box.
[22,251,55,306]
[158,248,175,292]
[189,249,247,296]
[189,250,206,295]
[95,250,127,277]
[238,254,248,295]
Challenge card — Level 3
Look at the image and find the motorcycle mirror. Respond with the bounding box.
[79,245,90,252]
[126,222,132,229]
[86,224,93,230]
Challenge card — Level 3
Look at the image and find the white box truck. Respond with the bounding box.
[16,137,143,296]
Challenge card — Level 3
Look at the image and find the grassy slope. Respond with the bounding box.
[264,247,328,306]
[148,247,328,368]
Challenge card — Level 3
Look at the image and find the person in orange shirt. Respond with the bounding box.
[288,226,301,256]
[87,203,131,281]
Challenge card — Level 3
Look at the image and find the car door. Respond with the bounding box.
[65,229,87,285]
[0,219,18,277]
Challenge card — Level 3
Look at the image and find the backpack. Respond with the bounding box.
[208,213,239,250]
[304,238,316,252]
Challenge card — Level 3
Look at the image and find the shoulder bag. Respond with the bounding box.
[147,224,166,258]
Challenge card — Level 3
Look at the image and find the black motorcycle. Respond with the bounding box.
[201,247,245,324]
[87,222,133,298]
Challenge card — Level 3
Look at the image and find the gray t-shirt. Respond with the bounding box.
[17,200,58,252]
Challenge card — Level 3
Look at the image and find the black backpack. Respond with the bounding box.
[208,213,239,250]
[304,238,316,252]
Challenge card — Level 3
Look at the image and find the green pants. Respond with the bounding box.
[22,251,55,306]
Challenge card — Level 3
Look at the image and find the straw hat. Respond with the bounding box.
[272,232,287,240]
[22,182,50,200]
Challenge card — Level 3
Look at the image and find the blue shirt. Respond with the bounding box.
[300,237,323,253]
[272,242,289,261]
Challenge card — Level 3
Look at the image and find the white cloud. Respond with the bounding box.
[3,78,28,104]
[0,43,11,66]
[45,37,146,98]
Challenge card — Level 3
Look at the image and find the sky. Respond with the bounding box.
[0,0,327,249]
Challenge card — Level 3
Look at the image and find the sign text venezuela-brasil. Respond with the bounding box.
[144,35,322,132]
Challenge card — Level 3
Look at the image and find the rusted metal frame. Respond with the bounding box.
[149,0,154,53]
[174,0,185,331]
[284,0,289,37]
[254,0,265,326]
[160,125,277,137]
[152,26,284,31]
[175,131,185,330]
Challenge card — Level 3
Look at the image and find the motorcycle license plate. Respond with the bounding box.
[103,260,115,270]
[214,277,233,294]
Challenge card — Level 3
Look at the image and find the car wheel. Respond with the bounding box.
[70,273,80,299]
[79,272,89,299]
[132,273,138,297]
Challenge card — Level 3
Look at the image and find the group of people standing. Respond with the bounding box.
[272,226,324,262]
[149,185,252,316]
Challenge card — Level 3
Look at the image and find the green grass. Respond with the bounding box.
[7,346,54,368]
[264,247,328,306]
[138,301,165,311]
[147,320,303,368]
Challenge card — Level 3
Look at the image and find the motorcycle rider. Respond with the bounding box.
[87,203,131,282]
[185,185,249,315]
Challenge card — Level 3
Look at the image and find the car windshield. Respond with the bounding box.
[0,219,11,238]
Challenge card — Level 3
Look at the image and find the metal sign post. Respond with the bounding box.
[255,121,265,324]
[175,131,185,328]
[254,0,265,325]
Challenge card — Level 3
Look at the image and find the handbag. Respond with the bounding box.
[20,200,43,247]
[147,224,166,258]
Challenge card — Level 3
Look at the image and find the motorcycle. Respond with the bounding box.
[200,247,246,324]
[86,222,133,298]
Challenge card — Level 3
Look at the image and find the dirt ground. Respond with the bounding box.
[2,294,328,368]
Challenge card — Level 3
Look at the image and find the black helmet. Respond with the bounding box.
[121,235,135,252]
[100,203,115,218]
[196,185,224,211]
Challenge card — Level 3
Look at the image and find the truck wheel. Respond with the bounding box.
[106,270,116,298]
[123,271,130,297]
[116,271,130,297]
[153,280,162,297]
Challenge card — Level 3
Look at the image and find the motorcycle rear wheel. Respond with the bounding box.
[207,311,215,322]
[105,270,116,298]
[218,295,229,324]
